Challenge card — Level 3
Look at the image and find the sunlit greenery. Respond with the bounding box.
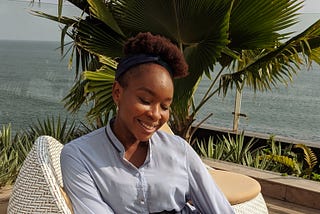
[0,117,88,187]
[195,133,320,181]
[0,124,32,187]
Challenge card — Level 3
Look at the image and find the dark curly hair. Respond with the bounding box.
[121,32,189,79]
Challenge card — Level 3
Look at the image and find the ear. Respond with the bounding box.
[112,81,122,106]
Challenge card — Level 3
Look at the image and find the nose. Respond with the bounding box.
[147,104,161,121]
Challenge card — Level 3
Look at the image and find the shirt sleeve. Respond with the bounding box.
[60,144,115,214]
[185,142,235,214]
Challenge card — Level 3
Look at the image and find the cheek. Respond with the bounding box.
[128,101,148,115]
[161,110,170,122]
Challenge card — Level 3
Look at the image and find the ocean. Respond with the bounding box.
[0,40,86,131]
[0,40,319,144]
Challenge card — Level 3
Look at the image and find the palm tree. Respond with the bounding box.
[32,0,320,141]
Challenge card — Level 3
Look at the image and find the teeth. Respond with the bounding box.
[140,121,158,130]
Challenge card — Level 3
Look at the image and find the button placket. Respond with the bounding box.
[136,170,148,212]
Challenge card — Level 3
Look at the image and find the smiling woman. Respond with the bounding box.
[60,32,235,213]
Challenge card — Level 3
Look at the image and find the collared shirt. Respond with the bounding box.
[61,122,234,214]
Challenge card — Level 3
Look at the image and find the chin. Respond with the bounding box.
[137,132,154,142]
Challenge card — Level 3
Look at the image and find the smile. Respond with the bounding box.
[139,120,159,131]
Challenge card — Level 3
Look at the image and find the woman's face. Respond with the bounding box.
[112,63,174,144]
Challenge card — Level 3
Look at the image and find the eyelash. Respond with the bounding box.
[161,105,169,111]
[139,97,150,105]
[139,98,169,111]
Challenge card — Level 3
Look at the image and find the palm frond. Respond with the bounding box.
[230,0,302,49]
[169,0,232,136]
[83,67,116,121]
[87,0,124,36]
[75,18,125,57]
[221,19,320,93]
[294,144,318,170]
[30,10,77,26]
[62,0,90,13]
[63,79,88,113]
[263,154,301,175]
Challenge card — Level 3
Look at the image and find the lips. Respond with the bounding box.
[138,120,159,132]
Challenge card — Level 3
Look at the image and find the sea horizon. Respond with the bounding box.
[0,40,319,145]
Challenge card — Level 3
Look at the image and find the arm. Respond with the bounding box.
[61,145,115,214]
[185,143,235,214]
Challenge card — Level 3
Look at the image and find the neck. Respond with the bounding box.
[110,117,144,150]
[110,119,149,168]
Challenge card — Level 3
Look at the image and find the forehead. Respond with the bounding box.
[125,63,174,89]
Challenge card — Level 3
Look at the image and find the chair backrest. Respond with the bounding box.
[7,136,72,214]
[159,123,174,134]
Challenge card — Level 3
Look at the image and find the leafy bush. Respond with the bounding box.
[0,124,32,187]
[294,144,318,179]
[24,115,86,144]
[259,137,300,175]
[196,132,265,166]
[0,116,88,187]
[311,172,320,181]
[196,133,320,182]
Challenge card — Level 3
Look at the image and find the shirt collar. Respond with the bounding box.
[105,119,152,166]
[105,120,125,154]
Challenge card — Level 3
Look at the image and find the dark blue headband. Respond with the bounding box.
[116,54,173,79]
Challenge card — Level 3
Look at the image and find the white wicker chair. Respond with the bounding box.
[232,193,268,214]
[7,136,72,214]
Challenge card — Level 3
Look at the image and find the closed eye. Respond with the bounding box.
[161,104,169,111]
[139,97,150,105]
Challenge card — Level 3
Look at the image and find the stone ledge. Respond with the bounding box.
[202,158,320,210]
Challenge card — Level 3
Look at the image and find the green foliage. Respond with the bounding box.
[197,136,225,160]
[263,154,301,175]
[0,116,88,187]
[249,149,271,170]
[258,136,300,175]
[196,133,320,182]
[294,144,318,178]
[196,132,264,166]
[219,132,260,165]
[0,124,32,187]
[311,172,320,181]
[24,115,85,144]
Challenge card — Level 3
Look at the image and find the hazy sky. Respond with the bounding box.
[0,0,80,41]
[0,0,320,41]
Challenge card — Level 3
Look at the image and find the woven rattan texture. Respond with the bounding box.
[232,192,269,213]
[7,136,72,214]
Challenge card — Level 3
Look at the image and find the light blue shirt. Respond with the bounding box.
[61,122,234,214]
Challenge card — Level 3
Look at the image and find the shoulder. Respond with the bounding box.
[153,130,186,145]
[151,130,190,157]
[61,126,106,156]
[153,130,203,163]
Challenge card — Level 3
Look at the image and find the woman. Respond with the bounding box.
[61,32,234,214]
